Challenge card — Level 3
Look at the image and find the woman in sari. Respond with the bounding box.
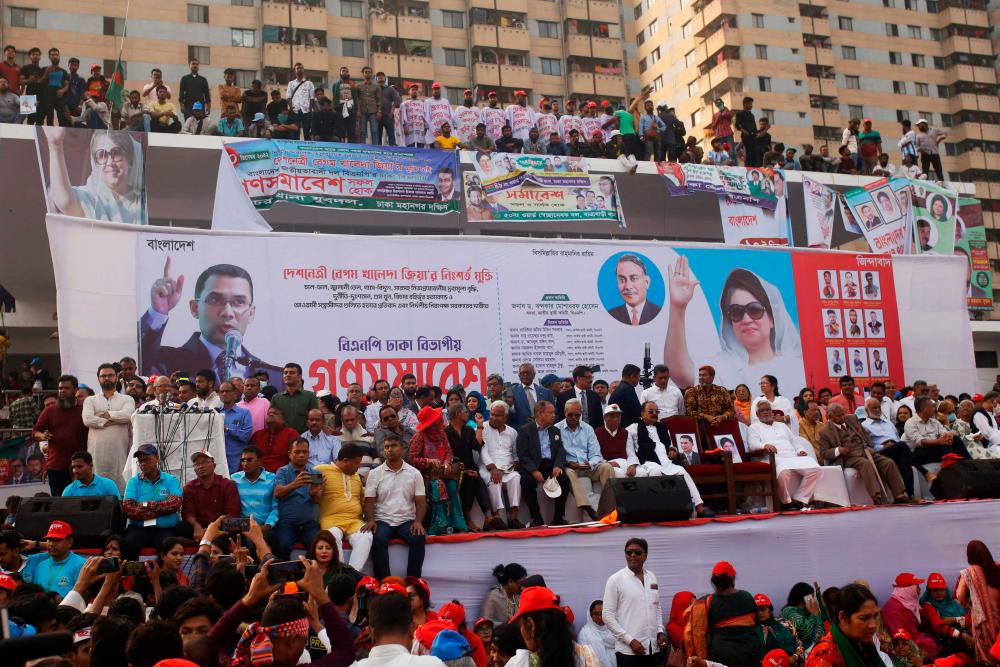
[956,540,1000,663]
[687,562,761,667]
[806,583,884,667]
[408,406,468,535]
[756,594,803,664]
[733,385,753,426]
[667,591,695,667]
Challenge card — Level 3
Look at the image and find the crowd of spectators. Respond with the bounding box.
[0,46,949,181]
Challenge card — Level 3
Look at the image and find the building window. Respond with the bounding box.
[342,38,364,58]
[841,45,856,60]
[188,45,210,64]
[933,56,945,69]
[762,108,775,122]
[636,31,645,46]
[687,81,697,97]
[684,50,694,67]
[849,104,864,118]
[886,23,899,36]
[681,21,691,37]
[633,3,643,19]
[893,80,907,94]
[929,27,942,40]
[752,13,764,28]
[648,19,659,36]
[540,57,561,75]
[691,109,701,127]
[937,84,948,97]
[232,0,254,6]
[926,0,939,10]
[103,17,126,36]
[443,48,466,67]
[445,88,464,105]
[889,51,902,64]
[911,53,925,67]
[341,1,363,18]
[845,75,860,89]
[232,28,255,47]
[10,7,37,28]
[918,112,933,124]
[650,47,661,64]
[896,109,910,122]
[538,20,558,38]
[443,10,465,28]
[755,44,768,59]
[639,58,648,73]
[653,75,663,91]
[915,82,929,96]
[838,16,853,30]
[882,0,895,6]
[187,4,209,23]
[907,25,921,38]
[758,76,772,91]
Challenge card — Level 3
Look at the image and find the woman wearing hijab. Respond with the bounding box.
[666,260,804,393]
[956,540,1000,663]
[465,391,489,430]
[920,572,973,653]
[881,573,940,659]
[667,591,695,667]
[577,600,616,667]
[43,126,146,224]
[782,582,825,652]
[806,583,884,667]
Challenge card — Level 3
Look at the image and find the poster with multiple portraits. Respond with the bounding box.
[842,177,913,255]
[912,181,958,256]
[956,198,993,311]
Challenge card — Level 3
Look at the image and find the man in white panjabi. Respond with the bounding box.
[477,400,523,529]
[747,401,822,510]
[82,363,136,491]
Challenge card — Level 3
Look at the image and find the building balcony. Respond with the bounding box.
[372,52,400,77]
[262,1,328,29]
[805,17,830,34]
[498,25,530,43]
[807,76,837,96]
[496,0,528,12]
[499,64,533,88]
[700,57,743,92]
[594,72,626,97]
[811,49,834,67]
[566,34,592,57]
[692,0,737,36]
[565,0,590,20]
[948,151,1000,173]
[589,0,622,24]
[474,62,501,86]
[570,71,596,95]
[400,55,435,79]
[592,36,623,60]
[947,121,1000,143]
[472,23,498,47]
[263,43,328,71]
[939,6,989,27]
[951,93,1000,113]
[398,15,433,40]
[946,64,998,85]
[968,37,993,55]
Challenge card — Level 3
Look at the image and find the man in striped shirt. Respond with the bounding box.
[231,445,278,529]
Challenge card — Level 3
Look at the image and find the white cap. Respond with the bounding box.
[609,129,621,138]
[542,476,562,499]
[604,403,622,415]
[316,389,332,398]
[915,118,928,125]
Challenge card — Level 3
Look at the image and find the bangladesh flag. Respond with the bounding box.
[107,59,127,111]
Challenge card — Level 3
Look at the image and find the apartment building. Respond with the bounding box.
[0,0,637,108]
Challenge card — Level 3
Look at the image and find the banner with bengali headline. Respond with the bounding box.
[221,139,461,215]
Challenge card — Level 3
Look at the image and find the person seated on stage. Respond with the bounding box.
[748,401,822,511]
[273,437,323,559]
[819,404,909,505]
[477,400,523,530]
[919,572,972,653]
[220,381,253,476]
[683,366,735,429]
[19,520,87,598]
[335,404,375,447]
[122,443,183,561]
[862,398,917,501]
[231,445,279,531]
[798,400,824,460]
[374,405,417,453]
[902,397,971,477]
[882,573,940,659]
[364,379,391,433]
[182,450,240,542]
[316,444,373,571]
[363,433,428,581]
[596,404,630,478]
[625,401,714,518]
[970,392,1000,456]
[409,406,468,535]
[190,369,223,411]
[515,400,573,527]
[444,403,495,532]
[62,450,121,498]
[302,408,342,467]
[557,398,613,522]
[250,405,300,473]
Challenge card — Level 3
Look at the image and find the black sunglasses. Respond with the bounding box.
[625,549,644,556]
[727,301,768,323]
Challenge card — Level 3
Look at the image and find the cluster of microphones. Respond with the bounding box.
[137,401,219,415]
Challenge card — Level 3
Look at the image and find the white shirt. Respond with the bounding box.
[624,423,670,467]
[364,461,425,526]
[602,566,664,655]
[481,423,518,470]
[364,401,384,431]
[973,411,1000,446]
[286,77,315,113]
[189,392,223,411]
[748,420,805,459]
[639,383,684,418]
[352,644,445,667]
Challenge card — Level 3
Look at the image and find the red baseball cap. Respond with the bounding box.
[378,582,407,596]
[926,573,948,590]
[592,130,603,138]
[414,618,456,648]
[405,576,431,600]
[45,520,72,540]
[893,573,925,587]
[0,573,15,591]
[973,393,985,402]
[935,654,972,667]
[431,82,442,88]
[754,593,772,607]
[712,561,736,578]
[356,576,380,593]
[464,89,472,95]
[473,617,493,630]
[893,628,913,641]
[510,586,564,623]
[587,101,598,108]
[514,90,526,96]
[562,605,575,625]
[439,601,466,626]
[763,649,790,667]
[488,91,497,97]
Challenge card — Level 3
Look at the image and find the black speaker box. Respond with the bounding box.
[599,475,693,523]
[935,460,1000,499]
[15,495,125,548]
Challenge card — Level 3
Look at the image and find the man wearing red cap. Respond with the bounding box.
[400,83,428,147]
[558,99,585,145]
[602,537,667,667]
[536,100,558,147]
[582,103,604,145]
[482,91,506,142]
[21,520,87,598]
[883,573,940,658]
[504,90,537,143]
[424,83,454,146]
[439,601,488,667]
[452,89,482,145]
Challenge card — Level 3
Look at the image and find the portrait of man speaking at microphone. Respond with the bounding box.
[139,257,283,386]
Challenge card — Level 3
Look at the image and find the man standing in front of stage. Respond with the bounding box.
[602,537,668,667]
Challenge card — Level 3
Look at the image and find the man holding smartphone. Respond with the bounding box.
[274,438,323,559]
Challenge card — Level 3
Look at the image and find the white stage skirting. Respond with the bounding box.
[368,499,1000,628]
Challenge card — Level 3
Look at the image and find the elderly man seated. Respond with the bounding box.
[820,403,909,504]
[477,400,523,529]
[902,396,970,476]
[625,401,715,517]
[747,401,822,511]
[971,391,1000,456]
[861,397,917,500]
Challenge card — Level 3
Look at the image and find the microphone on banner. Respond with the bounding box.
[224,329,242,381]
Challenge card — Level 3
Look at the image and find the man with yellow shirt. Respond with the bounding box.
[316,443,372,571]
[434,122,462,150]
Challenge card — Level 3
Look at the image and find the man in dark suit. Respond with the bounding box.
[607,253,662,326]
[139,259,283,385]
[556,365,604,427]
[608,364,643,429]
[509,362,555,428]
[516,400,572,526]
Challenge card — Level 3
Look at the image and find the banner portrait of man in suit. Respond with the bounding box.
[606,253,662,326]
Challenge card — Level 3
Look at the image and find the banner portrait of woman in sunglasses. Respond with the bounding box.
[664,253,805,394]
[37,125,148,225]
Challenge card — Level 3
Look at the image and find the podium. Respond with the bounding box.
[124,413,229,484]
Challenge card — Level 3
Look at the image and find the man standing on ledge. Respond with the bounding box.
[271,363,319,434]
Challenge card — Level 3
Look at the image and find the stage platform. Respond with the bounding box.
[372,499,1000,627]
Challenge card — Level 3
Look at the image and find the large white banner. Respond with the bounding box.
[47,215,977,396]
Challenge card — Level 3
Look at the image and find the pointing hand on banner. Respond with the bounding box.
[151,256,186,315]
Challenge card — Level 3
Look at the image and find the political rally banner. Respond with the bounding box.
[719,166,780,210]
[802,176,836,249]
[462,157,624,226]
[792,252,904,392]
[839,194,863,234]
[842,178,913,255]
[34,125,148,225]
[956,197,993,311]
[717,169,790,246]
[221,139,461,215]
[656,162,725,197]
[912,181,958,256]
